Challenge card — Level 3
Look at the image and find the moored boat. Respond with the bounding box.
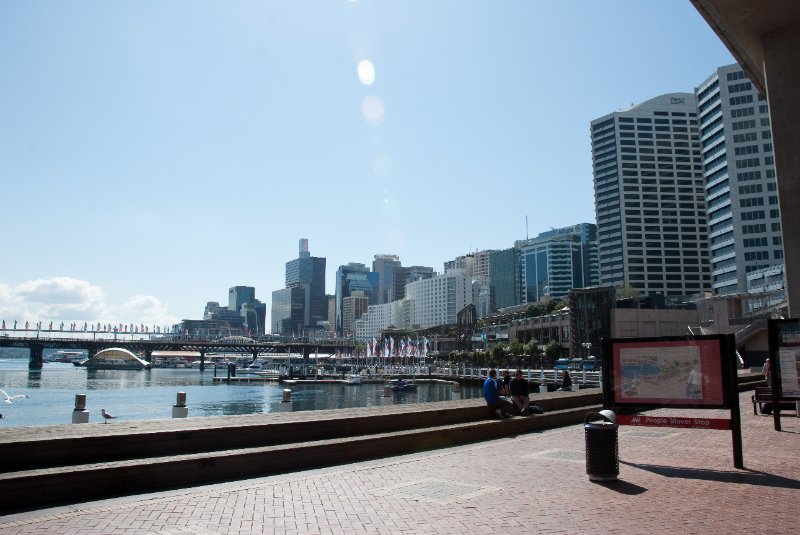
[388,378,417,391]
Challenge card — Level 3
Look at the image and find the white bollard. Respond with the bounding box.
[571,383,579,392]
[452,381,461,400]
[539,384,547,394]
[72,393,90,424]
[172,391,189,418]
[279,388,292,412]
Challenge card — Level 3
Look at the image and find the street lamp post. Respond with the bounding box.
[582,342,592,358]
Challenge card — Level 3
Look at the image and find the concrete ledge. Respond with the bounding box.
[0,404,599,514]
[0,390,602,472]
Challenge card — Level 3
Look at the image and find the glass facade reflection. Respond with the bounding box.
[516,223,598,304]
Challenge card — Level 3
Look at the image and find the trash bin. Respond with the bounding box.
[584,410,618,481]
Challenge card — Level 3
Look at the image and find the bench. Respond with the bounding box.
[751,387,800,415]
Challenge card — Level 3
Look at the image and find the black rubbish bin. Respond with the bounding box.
[584,410,618,481]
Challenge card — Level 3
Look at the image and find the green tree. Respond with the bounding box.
[615,285,639,300]
[544,341,562,367]
[491,343,508,366]
[508,341,524,367]
[525,304,543,317]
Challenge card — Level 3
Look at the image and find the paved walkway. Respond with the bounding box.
[1,391,797,534]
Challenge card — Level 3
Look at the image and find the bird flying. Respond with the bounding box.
[1,389,29,403]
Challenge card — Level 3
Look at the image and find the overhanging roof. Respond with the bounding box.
[691,0,800,94]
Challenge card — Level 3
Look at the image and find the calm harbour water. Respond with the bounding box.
[0,358,481,428]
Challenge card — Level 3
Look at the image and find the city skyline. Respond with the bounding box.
[0,2,735,329]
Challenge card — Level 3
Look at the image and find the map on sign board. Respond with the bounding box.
[612,338,725,406]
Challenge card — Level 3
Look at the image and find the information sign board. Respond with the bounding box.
[601,334,742,468]
[601,335,735,410]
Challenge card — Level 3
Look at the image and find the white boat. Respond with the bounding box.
[253,369,282,379]
[166,357,190,368]
[52,350,86,364]
[345,374,362,385]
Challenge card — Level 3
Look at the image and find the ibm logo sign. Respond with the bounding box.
[670,97,685,105]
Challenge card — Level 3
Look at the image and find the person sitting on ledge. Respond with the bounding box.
[509,369,531,415]
[484,368,513,418]
[558,369,573,392]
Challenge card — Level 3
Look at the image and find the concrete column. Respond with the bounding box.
[764,21,800,316]
[28,344,43,370]
[199,350,205,372]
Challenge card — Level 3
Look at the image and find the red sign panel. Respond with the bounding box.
[617,414,731,430]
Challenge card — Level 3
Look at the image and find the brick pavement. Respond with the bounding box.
[1,390,797,534]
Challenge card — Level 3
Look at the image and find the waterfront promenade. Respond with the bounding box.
[1,389,796,534]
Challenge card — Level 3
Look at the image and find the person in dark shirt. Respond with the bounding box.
[508,369,531,415]
[559,369,573,391]
[501,370,512,393]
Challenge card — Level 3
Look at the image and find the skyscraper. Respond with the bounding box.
[489,247,521,311]
[590,94,711,296]
[334,263,377,335]
[695,64,783,295]
[271,239,326,335]
[372,254,401,305]
[406,269,481,330]
[228,286,255,312]
[398,265,435,292]
[342,290,369,337]
[516,223,598,303]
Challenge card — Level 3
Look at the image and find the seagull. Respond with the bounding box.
[100,408,117,423]
[0,389,29,403]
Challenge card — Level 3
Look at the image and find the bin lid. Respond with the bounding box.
[584,409,617,427]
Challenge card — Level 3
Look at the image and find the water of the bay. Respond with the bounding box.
[0,358,482,428]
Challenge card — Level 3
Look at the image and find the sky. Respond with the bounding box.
[0,1,735,330]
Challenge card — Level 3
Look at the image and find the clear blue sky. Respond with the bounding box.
[0,1,734,329]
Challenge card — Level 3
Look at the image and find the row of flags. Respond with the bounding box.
[330,337,430,361]
[366,336,429,360]
[0,319,172,334]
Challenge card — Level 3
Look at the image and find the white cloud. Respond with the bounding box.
[0,277,177,327]
[118,295,178,326]
[12,277,106,320]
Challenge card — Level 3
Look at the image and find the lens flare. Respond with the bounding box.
[361,95,385,126]
[357,60,375,86]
